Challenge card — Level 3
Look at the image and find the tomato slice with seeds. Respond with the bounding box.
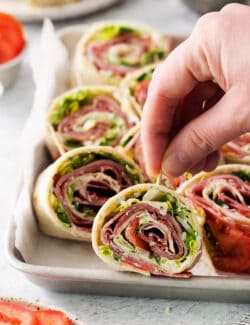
[34,310,72,325]
[0,301,38,325]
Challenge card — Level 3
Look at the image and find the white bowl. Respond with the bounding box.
[0,44,26,92]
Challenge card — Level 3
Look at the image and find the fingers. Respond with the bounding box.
[188,151,220,175]
[141,38,212,176]
[175,81,223,130]
[162,86,249,177]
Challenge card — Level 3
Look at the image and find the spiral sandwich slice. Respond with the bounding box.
[119,124,152,182]
[121,64,158,117]
[46,86,137,159]
[179,164,250,274]
[221,133,250,164]
[92,184,202,277]
[72,21,168,87]
[33,147,144,241]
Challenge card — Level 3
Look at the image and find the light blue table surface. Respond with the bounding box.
[0,1,249,324]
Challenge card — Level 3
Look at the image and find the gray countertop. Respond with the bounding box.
[0,0,249,324]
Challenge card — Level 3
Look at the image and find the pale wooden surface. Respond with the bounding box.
[0,0,249,324]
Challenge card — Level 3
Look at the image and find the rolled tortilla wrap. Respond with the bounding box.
[71,21,169,87]
[178,164,250,274]
[221,133,250,164]
[92,183,202,277]
[120,63,158,117]
[33,146,144,242]
[119,124,153,182]
[46,86,138,160]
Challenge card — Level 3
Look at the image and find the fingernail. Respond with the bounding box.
[162,151,191,177]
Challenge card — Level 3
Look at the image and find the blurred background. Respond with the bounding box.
[183,0,250,13]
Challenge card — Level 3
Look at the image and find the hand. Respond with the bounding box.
[142,3,250,178]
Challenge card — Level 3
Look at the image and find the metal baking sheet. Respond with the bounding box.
[5,24,250,302]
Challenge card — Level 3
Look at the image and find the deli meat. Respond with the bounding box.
[87,35,153,76]
[221,133,250,158]
[184,174,250,273]
[101,202,190,277]
[57,96,130,143]
[54,159,133,229]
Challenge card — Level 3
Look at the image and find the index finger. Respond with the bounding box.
[141,37,210,176]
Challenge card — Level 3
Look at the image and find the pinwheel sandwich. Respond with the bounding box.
[33,146,144,242]
[178,164,250,274]
[46,86,138,160]
[71,21,168,87]
[92,183,202,277]
[221,133,250,164]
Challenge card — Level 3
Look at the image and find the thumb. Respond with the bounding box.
[162,86,249,177]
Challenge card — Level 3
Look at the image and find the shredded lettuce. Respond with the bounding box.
[136,68,155,82]
[58,152,140,183]
[120,135,133,148]
[49,193,71,227]
[50,89,89,126]
[72,202,96,218]
[56,202,71,227]
[118,198,141,212]
[233,170,250,182]
[50,89,116,127]
[184,228,197,255]
[140,49,165,65]
[115,234,136,253]
[99,245,120,262]
[92,25,137,42]
[57,153,96,176]
[64,140,81,149]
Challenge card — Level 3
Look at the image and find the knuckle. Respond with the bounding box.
[221,2,242,13]
[232,86,250,133]
[188,127,215,155]
[195,12,219,33]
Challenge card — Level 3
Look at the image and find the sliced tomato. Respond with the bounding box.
[123,258,150,273]
[125,218,149,251]
[220,143,243,155]
[134,79,150,106]
[34,310,71,325]
[0,301,38,325]
[0,12,25,64]
[207,218,250,273]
